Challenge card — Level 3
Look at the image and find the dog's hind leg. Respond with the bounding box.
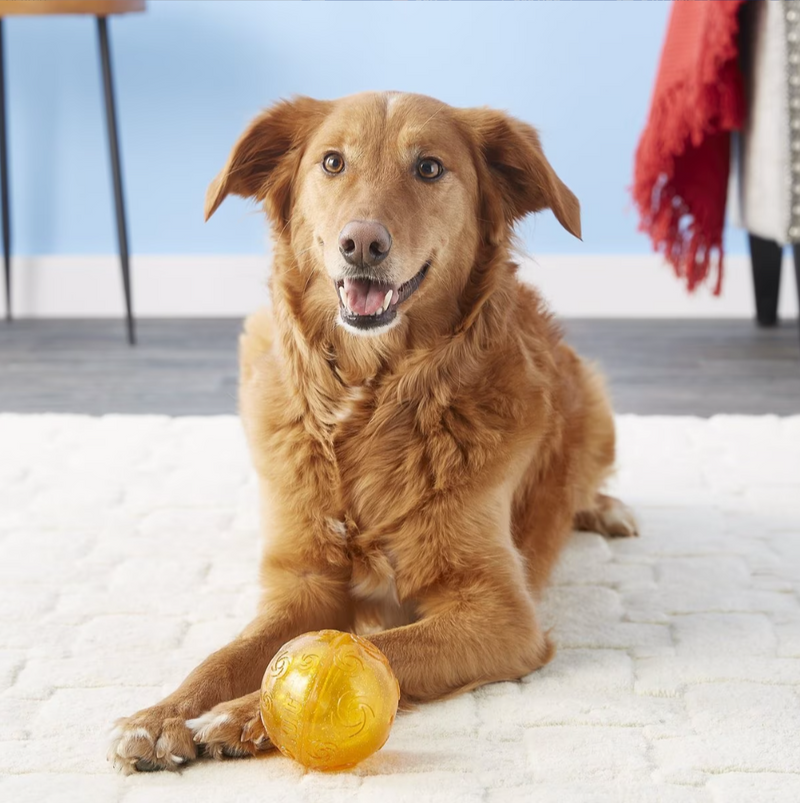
[560,350,637,539]
[574,493,638,538]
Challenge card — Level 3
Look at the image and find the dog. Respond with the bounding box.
[108,91,637,773]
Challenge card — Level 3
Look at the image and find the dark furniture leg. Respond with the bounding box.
[793,244,800,343]
[97,15,135,345]
[749,233,783,327]
[0,19,11,322]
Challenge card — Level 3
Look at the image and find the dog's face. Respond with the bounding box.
[206,92,580,339]
[291,93,480,338]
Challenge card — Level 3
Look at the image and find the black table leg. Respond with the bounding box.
[0,19,11,323]
[793,244,800,345]
[749,233,783,327]
[97,15,135,345]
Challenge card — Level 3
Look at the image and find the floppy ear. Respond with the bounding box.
[457,108,581,244]
[205,96,332,224]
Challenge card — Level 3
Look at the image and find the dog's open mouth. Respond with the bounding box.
[336,262,430,330]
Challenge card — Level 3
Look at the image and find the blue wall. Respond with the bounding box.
[5,0,726,257]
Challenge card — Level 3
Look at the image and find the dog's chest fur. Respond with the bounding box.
[322,380,422,634]
[315,363,504,633]
[264,342,506,634]
[327,513,416,635]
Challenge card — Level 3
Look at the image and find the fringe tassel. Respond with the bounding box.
[632,0,746,295]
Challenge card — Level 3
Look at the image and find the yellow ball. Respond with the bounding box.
[260,630,400,771]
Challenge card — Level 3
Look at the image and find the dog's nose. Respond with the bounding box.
[338,220,392,268]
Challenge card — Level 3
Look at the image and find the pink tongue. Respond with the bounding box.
[344,279,388,316]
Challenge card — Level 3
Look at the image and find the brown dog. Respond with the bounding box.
[108,92,637,773]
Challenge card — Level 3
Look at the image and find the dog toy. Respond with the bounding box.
[260,630,400,771]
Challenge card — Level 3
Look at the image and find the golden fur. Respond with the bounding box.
[109,92,637,774]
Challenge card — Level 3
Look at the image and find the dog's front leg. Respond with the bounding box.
[368,569,552,704]
[108,566,350,773]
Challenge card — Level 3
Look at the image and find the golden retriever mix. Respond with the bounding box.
[109,91,637,773]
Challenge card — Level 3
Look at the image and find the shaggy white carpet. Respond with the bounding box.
[1,414,799,803]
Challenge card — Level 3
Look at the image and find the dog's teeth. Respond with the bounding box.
[384,289,393,308]
[376,306,384,316]
[338,286,346,307]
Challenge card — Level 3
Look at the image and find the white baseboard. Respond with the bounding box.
[2,253,797,319]
[4,255,272,318]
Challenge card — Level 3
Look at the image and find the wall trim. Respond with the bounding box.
[2,253,797,319]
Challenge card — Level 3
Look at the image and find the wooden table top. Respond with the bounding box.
[0,1,144,16]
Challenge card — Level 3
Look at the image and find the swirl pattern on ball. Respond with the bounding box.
[269,650,291,679]
[259,630,400,771]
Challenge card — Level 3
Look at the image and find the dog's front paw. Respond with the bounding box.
[108,706,197,774]
[187,691,273,761]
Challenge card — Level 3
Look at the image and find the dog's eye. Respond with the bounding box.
[323,153,345,174]
[417,158,444,181]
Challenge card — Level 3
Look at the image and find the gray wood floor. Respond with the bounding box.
[0,318,798,416]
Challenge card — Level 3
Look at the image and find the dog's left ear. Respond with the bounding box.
[205,96,332,224]
[458,108,581,244]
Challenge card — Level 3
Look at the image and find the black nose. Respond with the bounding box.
[338,220,392,268]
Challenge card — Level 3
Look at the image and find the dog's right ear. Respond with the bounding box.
[205,96,332,225]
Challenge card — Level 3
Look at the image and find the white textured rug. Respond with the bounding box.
[1,414,799,803]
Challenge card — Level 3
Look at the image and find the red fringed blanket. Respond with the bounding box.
[633,0,746,294]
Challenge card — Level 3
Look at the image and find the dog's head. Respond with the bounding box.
[206,92,580,339]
